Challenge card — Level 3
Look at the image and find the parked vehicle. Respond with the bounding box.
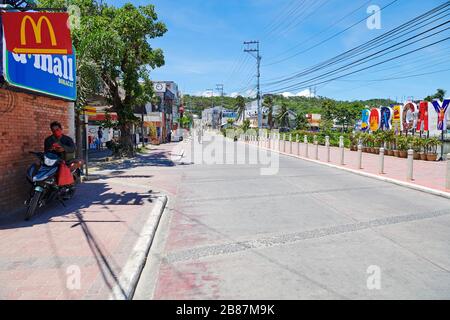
[25,152,83,221]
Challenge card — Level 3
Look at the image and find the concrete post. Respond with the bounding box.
[446,154,450,190]
[379,147,385,174]
[339,136,345,165]
[357,144,363,169]
[297,134,300,156]
[325,136,330,162]
[278,134,281,151]
[407,149,414,181]
[304,135,309,158]
[289,134,293,154]
[314,141,319,160]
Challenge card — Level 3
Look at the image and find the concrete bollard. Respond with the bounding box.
[325,136,330,162]
[446,153,450,190]
[278,135,281,151]
[314,141,319,160]
[407,149,414,181]
[379,147,385,174]
[339,136,345,165]
[357,144,363,169]
[297,134,300,156]
[289,134,292,154]
[304,135,309,158]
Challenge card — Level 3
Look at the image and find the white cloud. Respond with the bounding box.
[296,89,314,97]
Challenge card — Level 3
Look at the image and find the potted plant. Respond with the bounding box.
[397,136,408,158]
[426,137,440,161]
[373,132,383,155]
[384,130,394,156]
[411,137,423,160]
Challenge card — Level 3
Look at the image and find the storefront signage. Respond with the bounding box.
[1,12,73,55]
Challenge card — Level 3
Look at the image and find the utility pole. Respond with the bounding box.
[244,41,262,128]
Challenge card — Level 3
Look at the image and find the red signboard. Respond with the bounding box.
[2,12,73,55]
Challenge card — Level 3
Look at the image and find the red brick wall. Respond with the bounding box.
[0,88,72,215]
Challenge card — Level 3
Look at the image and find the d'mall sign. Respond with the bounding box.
[1,12,76,101]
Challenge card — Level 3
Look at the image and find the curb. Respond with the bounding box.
[109,195,168,300]
[248,141,450,200]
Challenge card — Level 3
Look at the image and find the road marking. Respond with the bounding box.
[163,208,450,264]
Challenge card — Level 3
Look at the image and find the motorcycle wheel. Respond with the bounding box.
[25,191,42,221]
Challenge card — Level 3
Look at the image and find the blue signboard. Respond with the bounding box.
[2,43,76,101]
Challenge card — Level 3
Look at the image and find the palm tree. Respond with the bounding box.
[295,112,308,130]
[263,95,274,129]
[235,95,246,122]
[276,102,290,128]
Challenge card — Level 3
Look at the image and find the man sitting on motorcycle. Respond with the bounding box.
[44,121,76,162]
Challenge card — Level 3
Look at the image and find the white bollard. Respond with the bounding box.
[283,134,286,152]
[325,136,330,162]
[446,153,450,190]
[339,136,345,165]
[304,135,309,158]
[297,134,300,156]
[379,147,385,174]
[407,149,414,181]
[357,144,363,169]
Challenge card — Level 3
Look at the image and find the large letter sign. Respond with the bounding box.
[369,108,381,132]
[392,105,403,132]
[380,107,393,130]
[416,101,430,132]
[432,100,450,131]
[402,102,417,133]
[361,109,370,132]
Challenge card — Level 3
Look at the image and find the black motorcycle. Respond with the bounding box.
[25,152,82,221]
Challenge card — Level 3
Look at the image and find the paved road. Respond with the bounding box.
[134,134,450,299]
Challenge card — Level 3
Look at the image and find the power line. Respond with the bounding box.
[267,20,450,91]
[262,2,450,86]
[263,0,400,67]
[264,0,372,64]
[270,36,450,93]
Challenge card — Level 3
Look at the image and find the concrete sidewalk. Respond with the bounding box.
[253,139,450,194]
[0,143,184,300]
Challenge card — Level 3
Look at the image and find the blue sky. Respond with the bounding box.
[107,0,450,101]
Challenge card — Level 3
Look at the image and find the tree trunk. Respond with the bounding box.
[75,109,83,160]
[119,122,135,157]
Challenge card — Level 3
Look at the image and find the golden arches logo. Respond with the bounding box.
[15,15,67,54]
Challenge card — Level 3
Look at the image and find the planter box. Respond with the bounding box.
[426,153,438,161]
[399,151,408,158]
[420,153,427,161]
[413,152,420,160]
[387,150,394,156]
[393,150,400,157]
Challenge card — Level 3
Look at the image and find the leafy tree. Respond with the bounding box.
[263,95,274,129]
[39,0,167,156]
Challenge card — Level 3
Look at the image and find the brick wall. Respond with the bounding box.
[0,88,73,215]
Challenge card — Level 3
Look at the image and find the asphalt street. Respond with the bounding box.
[134,133,450,299]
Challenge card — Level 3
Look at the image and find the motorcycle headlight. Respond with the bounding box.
[44,156,58,167]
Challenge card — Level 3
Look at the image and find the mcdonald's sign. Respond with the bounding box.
[1,12,73,55]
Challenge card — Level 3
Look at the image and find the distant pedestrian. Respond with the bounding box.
[97,127,103,150]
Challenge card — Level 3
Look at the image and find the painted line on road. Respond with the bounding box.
[249,142,450,200]
[164,207,450,264]
[109,195,168,300]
